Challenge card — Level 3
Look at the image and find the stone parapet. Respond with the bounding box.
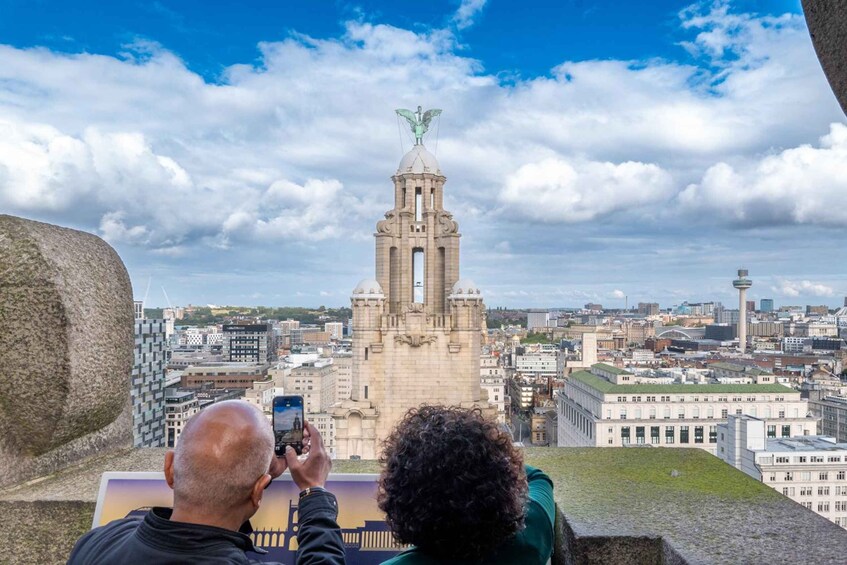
[0,215,134,489]
[3,447,847,564]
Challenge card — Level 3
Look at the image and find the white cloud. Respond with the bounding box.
[0,2,845,307]
[452,0,487,30]
[499,158,673,222]
[771,279,834,298]
[611,289,626,299]
[679,123,847,226]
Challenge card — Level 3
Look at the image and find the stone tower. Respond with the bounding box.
[330,143,488,459]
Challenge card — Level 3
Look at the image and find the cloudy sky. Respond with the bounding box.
[2,0,846,309]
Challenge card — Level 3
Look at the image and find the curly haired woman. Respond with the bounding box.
[378,406,555,565]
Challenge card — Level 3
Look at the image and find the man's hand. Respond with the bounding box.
[284,421,331,490]
[268,453,288,480]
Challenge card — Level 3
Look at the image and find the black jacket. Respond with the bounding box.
[67,490,345,565]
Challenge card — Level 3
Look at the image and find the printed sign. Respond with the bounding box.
[93,472,402,564]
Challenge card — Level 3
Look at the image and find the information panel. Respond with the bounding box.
[93,472,402,564]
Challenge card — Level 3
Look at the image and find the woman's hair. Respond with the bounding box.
[378,405,527,561]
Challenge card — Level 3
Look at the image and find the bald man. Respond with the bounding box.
[68,401,345,564]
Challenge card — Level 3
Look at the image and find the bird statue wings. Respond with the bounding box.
[395,106,442,145]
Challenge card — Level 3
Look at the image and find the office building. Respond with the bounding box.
[527,310,551,330]
[638,302,660,316]
[718,415,847,528]
[181,363,269,390]
[761,299,775,313]
[324,322,344,340]
[557,363,814,455]
[480,354,507,423]
[809,396,847,443]
[132,318,168,447]
[222,324,274,363]
[165,389,199,448]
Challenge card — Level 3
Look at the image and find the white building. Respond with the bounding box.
[784,336,811,353]
[718,415,847,528]
[165,389,199,448]
[516,353,558,378]
[481,354,507,423]
[558,363,815,455]
[527,310,550,330]
[325,322,344,340]
[132,318,168,447]
[331,353,353,404]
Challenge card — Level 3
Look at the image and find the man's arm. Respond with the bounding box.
[283,422,346,565]
[296,490,345,565]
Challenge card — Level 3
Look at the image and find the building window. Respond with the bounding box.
[781,425,791,438]
[620,410,627,420]
[721,408,728,418]
[819,487,831,496]
[776,456,789,463]
[838,471,846,481]
[651,426,660,444]
[680,426,689,444]
[636,426,645,444]
[621,427,630,445]
[709,426,717,443]
[767,425,777,438]
[364,347,369,361]
[820,472,829,481]
[665,426,675,444]
[694,426,704,444]
[818,502,830,512]
[364,385,368,399]
[785,472,793,481]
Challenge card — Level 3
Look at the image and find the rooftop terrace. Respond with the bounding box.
[3,447,847,564]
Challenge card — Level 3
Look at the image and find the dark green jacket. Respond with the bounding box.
[381,466,555,565]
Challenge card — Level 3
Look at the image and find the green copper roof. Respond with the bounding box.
[570,370,795,395]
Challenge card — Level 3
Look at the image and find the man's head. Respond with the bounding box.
[164,401,274,521]
[378,406,527,561]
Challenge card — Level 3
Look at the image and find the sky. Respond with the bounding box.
[2,0,846,310]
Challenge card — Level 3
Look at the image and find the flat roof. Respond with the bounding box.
[592,363,630,375]
[765,436,847,453]
[570,370,796,395]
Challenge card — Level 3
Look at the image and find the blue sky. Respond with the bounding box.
[2,0,846,309]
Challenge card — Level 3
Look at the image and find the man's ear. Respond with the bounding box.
[250,474,272,510]
[164,450,176,490]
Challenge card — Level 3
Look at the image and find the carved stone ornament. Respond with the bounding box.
[376,210,396,235]
[394,334,437,347]
[406,302,425,313]
[438,211,458,234]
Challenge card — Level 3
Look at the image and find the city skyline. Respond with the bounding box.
[2,0,846,308]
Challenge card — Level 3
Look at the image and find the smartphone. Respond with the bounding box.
[273,395,304,456]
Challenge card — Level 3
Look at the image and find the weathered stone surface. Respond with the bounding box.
[803,0,847,115]
[4,447,847,564]
[0,215,133,488]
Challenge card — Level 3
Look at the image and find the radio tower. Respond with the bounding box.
[732,269,752,353]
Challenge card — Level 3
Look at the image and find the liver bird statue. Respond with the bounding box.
[395,105,442,145]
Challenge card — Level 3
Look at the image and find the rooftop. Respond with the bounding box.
[592,362,630,375]
[765,436,847,453]
[572,370,796,395]
[4,447,847,564]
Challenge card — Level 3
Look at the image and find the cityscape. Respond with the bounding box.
[3,0,847,562]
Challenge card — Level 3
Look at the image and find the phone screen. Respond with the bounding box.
[273,396,304,456]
